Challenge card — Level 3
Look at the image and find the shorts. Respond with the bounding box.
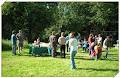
[18,42,23,47]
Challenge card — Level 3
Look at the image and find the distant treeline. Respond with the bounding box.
[2,2,118,43]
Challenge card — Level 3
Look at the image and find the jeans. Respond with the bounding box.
[89,46,94,55]
[60,45,65,58]
[66,43,69,52]
[12,45,16,55]
[70,50,77,69]
[51,46,57,57]
[105,48,109,58]
[48,47,52,55]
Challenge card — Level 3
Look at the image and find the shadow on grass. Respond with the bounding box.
[75,57,93,60]
[77,67,118,72]
[74,57,118,61]
[65,56,93,61]
[100,58,118,61]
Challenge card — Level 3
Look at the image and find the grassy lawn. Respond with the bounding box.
[2,47,119,77]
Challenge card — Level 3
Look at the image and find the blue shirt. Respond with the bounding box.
[65,36,69,44]
[83,41,88,48]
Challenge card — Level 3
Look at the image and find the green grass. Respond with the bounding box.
[2,47,119,77]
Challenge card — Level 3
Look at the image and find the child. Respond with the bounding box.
[36,37,40,45]
[33,40,36,45]
[36,37,40,47]
[94,43,102,60]
[82,38,88,52]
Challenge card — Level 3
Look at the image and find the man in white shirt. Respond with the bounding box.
[69,32,78,69]
[58,32,66,58]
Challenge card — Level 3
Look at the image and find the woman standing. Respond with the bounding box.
[69,32,78,69]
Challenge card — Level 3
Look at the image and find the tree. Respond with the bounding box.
[2,2,118,42]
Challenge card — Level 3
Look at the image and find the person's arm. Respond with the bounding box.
[54,36,57,43]
[69,39,72,48]
[16,33,18,39]
[49,36,51,42]
[58,37,60,44]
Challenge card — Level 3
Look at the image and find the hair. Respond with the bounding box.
[89,33,93,37]
[61,32,65,36]
[70,32,75,38]
[106,36,110,39]
[12,30,15,34]
[97,42,101,46]
[19,30,22,33]
[98,34,101,37]
[52,31,55,35]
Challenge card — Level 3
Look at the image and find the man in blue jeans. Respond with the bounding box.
[69,32,78,69]
[11,30,17,55]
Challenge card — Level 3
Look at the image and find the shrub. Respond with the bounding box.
[2,39,29,51]
[2,39,12,51]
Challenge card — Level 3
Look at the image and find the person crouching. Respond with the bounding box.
[94,43,102,60]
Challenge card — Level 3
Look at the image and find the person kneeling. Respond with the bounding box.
[91,43,102,60]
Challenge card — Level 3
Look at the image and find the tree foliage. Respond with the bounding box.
[2,2,118,42]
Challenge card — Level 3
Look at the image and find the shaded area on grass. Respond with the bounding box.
[77,68,118,72]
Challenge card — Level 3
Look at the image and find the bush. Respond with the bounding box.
[2,39,29,51]
[23,41,29,49]
[2,39,12,51]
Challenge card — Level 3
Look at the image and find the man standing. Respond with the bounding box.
[49,31,57,57]
[16,30,24,54]
[58,32,66,58]
[103,36,110,58]
[11,30,17,55]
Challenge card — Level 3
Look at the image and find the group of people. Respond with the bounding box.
[81,34,112,59]
[49,31,78,69]
[48,31,112,69]
[11,30,24,55]
[11,30,112,69]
